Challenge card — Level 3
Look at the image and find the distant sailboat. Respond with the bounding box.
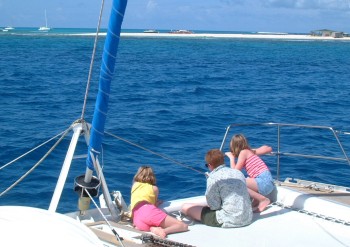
[2,26,14,32]
[38,10,50,31]
[4,27,14,30]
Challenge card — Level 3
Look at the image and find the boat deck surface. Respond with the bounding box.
[168,205,350,247]
[84,183,350,247]
[281,185,350,205]
[86,204,350,247]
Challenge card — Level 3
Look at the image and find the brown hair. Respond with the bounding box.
[230,134,251,156]
[133,166,157,185]
[205,149,225,168]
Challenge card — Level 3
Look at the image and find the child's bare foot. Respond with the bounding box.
[254,198,270,213]
[150,227,167,238]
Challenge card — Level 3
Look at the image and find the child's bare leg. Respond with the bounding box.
[159,215,188,237]
[246,177,259,192]
[181,203,204,221]
[257,197,270,212]
[247,188,270,212]
[246,178,270,212]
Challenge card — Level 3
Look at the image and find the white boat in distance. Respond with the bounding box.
[169,29,194,34]
[1,0,350,246]
[143,29,159,33]
[38,10,50,31]
[4,26,14,30]
[257,31,288,35]
[2,26,14,32]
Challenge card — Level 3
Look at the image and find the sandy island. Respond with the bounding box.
[71,32,350,41]
[118,32,350,41]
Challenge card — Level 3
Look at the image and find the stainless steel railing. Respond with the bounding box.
[219,122,350,181]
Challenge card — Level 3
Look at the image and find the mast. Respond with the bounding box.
[45,9,48,28]
[86,0,127,177]
[76,0,128,215]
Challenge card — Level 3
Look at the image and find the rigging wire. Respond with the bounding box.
[1,126,205,197]
[105,131,206,175]
[0,126,73,197]
[84,188,125,247]
[80,0,105,120]
[0,128,71,171]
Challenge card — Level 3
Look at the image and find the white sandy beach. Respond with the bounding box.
[120,32,350,41]
[71,31,350,41]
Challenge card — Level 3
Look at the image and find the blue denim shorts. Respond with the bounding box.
[255,170,274,196]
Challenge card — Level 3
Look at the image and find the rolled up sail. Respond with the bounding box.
[86,0,128,172]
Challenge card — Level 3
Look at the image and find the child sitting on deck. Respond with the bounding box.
[225,134,274,212]
[181,149,253,228]
[130,166,188,238]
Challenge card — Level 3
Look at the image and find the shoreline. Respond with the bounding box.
[3,29,350,41]
[119,32,350,40]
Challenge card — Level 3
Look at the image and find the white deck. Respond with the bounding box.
[2,185,349,247]
[0,206,104,247]
[161,185,350,247]
[166,204,350,247]
[84,184,350,247]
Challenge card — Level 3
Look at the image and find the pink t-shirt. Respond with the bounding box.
[244,154,268,178]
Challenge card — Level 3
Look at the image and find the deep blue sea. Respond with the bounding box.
[1,28,350,213]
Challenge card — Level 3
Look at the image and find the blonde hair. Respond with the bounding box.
[205,149,225,168]
[133,166,157,185]
[230,134,251,156]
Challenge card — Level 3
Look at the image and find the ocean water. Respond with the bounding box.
[1,28,350,213]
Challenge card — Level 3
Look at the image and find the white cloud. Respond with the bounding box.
[146,0,158,12]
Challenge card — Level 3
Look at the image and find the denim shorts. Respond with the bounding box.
[255,170,274,196]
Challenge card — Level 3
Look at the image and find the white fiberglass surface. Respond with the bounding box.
[166,205,350,247]
[0,206,104,247]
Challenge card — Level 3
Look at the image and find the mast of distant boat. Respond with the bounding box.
[44,9,48,28]
[39,9,50,31]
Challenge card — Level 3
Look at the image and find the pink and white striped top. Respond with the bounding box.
[244,153,269,178]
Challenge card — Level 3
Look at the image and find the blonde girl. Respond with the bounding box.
[130,166,188,238]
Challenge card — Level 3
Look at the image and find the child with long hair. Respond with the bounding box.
[225,134,274,212]
[130,166,188,238]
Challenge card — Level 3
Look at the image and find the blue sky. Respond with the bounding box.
[1,0,349,33]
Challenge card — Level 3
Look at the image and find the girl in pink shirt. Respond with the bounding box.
[225,134,274,212]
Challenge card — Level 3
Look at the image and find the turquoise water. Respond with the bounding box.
[0,29,350,212]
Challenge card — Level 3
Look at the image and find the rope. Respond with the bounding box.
[141,233,195,247]
[278,181,336,193]
[80,0,105,120]
[105,131,205,175]
[84,188,125,247]
[0,126,73,197]
[272,202,350,225]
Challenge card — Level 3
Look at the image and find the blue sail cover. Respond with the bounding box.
[86,0,128,170]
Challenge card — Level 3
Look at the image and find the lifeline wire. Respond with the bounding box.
[0,128,70,171]
[0,126,73,197]
[105,131,205,175]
